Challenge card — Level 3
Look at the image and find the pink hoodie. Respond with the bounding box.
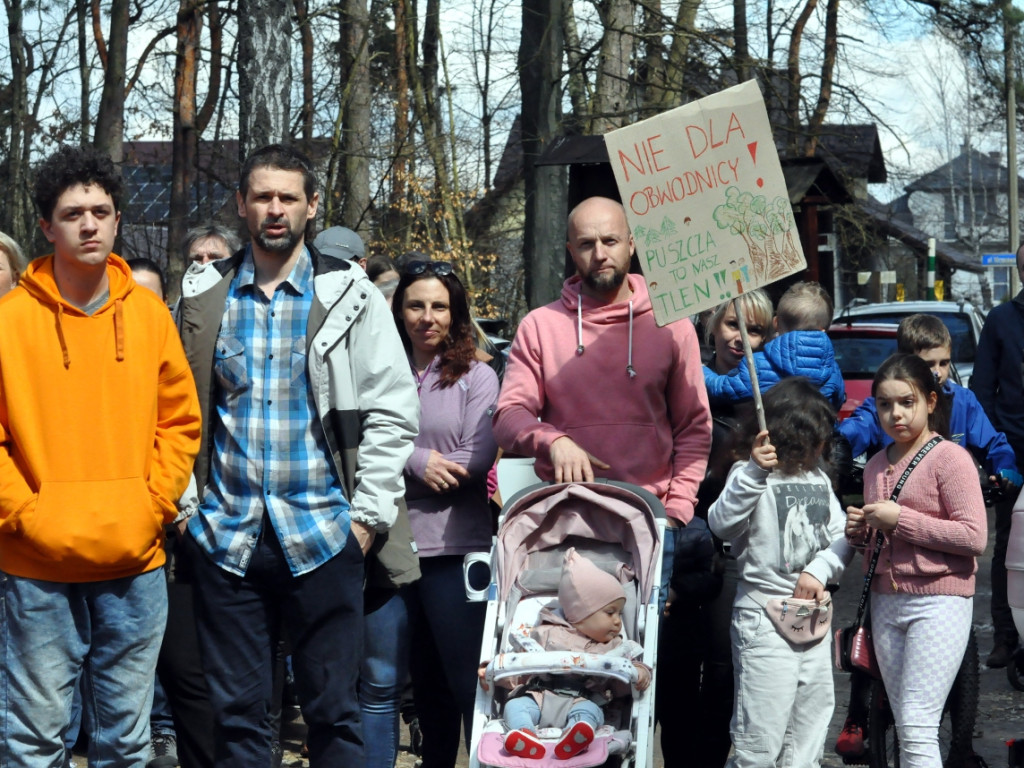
[494,274,711,523]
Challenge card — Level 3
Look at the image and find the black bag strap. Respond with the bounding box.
[854,436,942,624]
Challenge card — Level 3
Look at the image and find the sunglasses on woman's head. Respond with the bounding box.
[405,260,453,277]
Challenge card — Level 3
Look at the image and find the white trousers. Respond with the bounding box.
[871,592,973,768]
[726,606,835,768]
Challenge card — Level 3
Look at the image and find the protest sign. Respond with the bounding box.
[605,79,806,326]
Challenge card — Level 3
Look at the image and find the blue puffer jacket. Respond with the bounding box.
[703,330,845,410]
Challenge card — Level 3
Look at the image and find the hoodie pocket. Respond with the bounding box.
[214,335,250,397]
[18,477,162,569]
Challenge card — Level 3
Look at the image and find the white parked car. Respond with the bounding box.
[832,300,985,386]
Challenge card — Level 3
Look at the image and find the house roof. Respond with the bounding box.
[780,158,852,204]
[906,146,1024,193]
[121,141,240,225]
[813,124,887,184]
[534,135,857,205]
[534,134,608,167]
[861,194,983,273]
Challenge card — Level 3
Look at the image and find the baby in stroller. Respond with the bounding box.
[479,548,652,760]
[470,481,662,768]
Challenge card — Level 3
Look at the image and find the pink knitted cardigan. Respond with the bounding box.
[860,434,987,597]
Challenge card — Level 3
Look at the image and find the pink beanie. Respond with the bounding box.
[558,547,625,624]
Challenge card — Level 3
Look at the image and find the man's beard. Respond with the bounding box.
[254,219,302,253]
[583,264,627,294]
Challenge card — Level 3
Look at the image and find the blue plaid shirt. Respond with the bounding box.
[188,248,351,576]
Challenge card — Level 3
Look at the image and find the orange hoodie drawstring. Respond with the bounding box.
[114,298,125,362]
[55,304,71,369]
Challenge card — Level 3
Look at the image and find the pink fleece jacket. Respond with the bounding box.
[493,274,712,523]
[861,435,987,597]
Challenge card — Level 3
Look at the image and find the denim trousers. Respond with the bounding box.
[408,555,487,768]
[361,586,411,768]
[187,526,365,768]
[0,568,167,768]
[726,605,834,768]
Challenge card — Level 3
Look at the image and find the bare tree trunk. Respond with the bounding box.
[196,0,223,134]
[561,0,588,131]
[521,0,566,308]
[93,0,128,163]
[639,0,666,117]
[785,0,818,155]
[591,0,635,132]
[384,0,413,245]
[238,0,292,159]
[656,0,701,110]
[168,0,203,300]
[734,0,749,82]
[78,0,91,143]
[338,0,372,234]
[293,0,314,142]
[2,0,31,248]
[802,0,839,156]
[406,0,460,251]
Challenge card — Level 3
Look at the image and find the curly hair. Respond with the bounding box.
[732,377,836,475]
[392,267,477,388]
[32,145,123,222]
[872,353,950,438]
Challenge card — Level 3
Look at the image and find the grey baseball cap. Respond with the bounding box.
[314,226,365,261]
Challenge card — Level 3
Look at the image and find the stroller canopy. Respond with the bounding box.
[495,482,662,604]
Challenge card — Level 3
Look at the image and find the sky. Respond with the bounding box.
[5,0,1020,205]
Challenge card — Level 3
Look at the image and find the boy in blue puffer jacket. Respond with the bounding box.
[839,313,1019,485]
[703,281,845,411]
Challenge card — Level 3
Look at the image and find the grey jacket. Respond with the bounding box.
[177,246,421,587]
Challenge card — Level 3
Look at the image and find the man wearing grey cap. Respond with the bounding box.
[314,226,366,267]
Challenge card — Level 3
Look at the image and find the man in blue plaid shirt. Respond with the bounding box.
[177,144,419,767]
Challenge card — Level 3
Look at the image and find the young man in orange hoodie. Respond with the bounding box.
[0,145,202,767]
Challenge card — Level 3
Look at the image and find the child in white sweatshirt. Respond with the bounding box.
[709,377,853,768]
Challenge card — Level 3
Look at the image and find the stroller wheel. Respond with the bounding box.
[1006,649,1024,691]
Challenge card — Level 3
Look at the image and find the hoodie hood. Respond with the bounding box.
[559,272,652,322]
[559,273,651,377]
[19,254,136,368]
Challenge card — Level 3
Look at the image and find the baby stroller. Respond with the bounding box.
[464,480,665,768]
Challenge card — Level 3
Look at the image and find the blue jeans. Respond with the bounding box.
[0,568,167,768]
[187,526,365,768]
[408,555,487,768]
[360,587,410,768]
[151,675,175,736]
[504,695,603,731]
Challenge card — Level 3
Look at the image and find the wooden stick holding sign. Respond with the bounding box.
[735,296,767,435]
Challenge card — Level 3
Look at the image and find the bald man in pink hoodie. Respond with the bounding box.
[494,195,711,581]
[494,196,713,765]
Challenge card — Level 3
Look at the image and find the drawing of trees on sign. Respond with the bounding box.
[713,187,802,285]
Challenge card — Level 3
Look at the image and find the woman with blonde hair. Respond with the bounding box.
[0,231,27,296]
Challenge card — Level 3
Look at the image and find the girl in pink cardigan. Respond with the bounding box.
[846,354,987,768]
